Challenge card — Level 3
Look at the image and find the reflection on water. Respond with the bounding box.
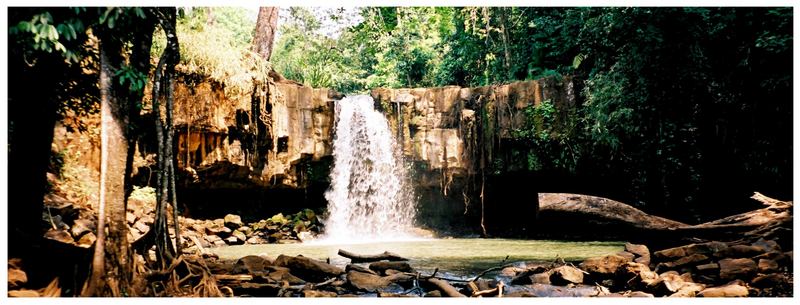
[210,238,624,277]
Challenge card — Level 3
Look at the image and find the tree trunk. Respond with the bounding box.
[498,8,513,80]
[337,249,408,263]
[249,7,278,172]
[149,7,180,268]
[84,34,133,297]
[535,193,792,249]
[252,7,279,61]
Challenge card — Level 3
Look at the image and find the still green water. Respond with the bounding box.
[211,238,624,278]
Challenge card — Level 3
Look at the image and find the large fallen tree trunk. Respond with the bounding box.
[536,192,792,249]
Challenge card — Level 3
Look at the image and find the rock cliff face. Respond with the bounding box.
[47,73,572,228]
[169,78,336,190]
[133,77,336,221]
[162,75,577,230]
[371,77,576,233]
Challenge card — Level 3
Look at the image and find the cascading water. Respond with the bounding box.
[319,95,418,243]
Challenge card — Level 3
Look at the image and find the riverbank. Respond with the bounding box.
[6,192,792,297]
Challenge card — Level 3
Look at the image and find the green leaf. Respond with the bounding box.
[100,7,112,24]
[18,21,32,32]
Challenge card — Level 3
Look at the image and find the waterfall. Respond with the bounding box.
[320,95,418,242]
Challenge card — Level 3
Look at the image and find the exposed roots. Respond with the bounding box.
[140,254,224,297]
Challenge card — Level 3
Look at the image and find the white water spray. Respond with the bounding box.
[319,95,418,243]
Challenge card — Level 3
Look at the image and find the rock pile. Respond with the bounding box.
[196,238,792,298]
[40,194,98,249]
[117,191,322,252]
[499,240,792,298]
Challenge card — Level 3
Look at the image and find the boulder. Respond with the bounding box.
[76,232,96,248]
[715,245,765,258]
[346,271,412,292]
[203,234,222,243]
[238,226,253,236]
[224,214,243,229]
[44,229,73,244]
[347,271,388,291]
[653,246,686,260]
[368,261,413,274]
[751,273,788,288]
[246,236,267,244]
[266,268,306,285]
[232,230,247,243]
[526,283,606,297]
[669,282,705,297]
[134,221,150,234]
[625,243,650,258]
[616,251,636,261]
[752,239,781,253]
[530,272,552,285]
[8,268,27,289]
[549,265,585,286]
[634,256,651,267]
[616,262,658,290]
[695,262,719,274]
[425,290,442,297]
[580,254,631,276]
[655,254,709,272]
[653,242,728,261]
[275,255,344,282]
[233,282,282,297]
[70,219,94,238]
[718,258,757,281]
[626,244,652,266]
[8,258,23,269]
[757,259,780,273]
[697,281,749,297]
[207,225,232,237]
[650,271,687,296]
[126,212,136,225]
[501,266,526,276]
[225,236,244,245]
[231,255,271,274]
[8,289,40,297]
[510,266,547,285]
[303,290,337,297]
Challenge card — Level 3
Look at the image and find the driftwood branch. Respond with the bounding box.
[213,274,253,282]
[337,249,408,263]
[471,282,504,297]
[470,256,512,282]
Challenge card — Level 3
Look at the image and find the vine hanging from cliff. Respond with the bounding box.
[144,7,181,270]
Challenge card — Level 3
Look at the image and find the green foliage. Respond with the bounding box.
[154,7,269,98]
[9,9,86,63]
[115,65,148,92]
[272,8,364,91]
[511,100,579,173]
[9,7,153,124]
[130,186,157,203]
[271,7,455,93]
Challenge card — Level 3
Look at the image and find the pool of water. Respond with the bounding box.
[210,238,624,278]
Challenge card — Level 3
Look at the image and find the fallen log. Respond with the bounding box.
[536,192,792,248]
[426,278,466,297]
[338,249,408,263]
